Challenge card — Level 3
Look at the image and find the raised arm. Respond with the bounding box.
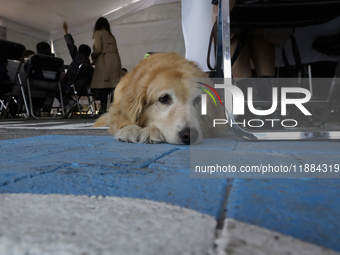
[62,21,78,61]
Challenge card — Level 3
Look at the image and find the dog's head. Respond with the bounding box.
[112,52,213,145]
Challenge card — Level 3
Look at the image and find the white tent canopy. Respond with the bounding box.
[0,0,183,71]
[1,0,339,73]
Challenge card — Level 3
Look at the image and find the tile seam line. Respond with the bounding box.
[233,141,238,151]
[0,163,73,188]
[137,147,182,168]
[216,178,234,230]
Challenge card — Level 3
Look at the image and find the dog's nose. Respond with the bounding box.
[179,127,198,145]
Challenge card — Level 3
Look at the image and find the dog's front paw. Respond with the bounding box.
[115,125,142,143]
[139,126,165,144]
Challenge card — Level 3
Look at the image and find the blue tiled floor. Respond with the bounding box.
[1,135,340,252]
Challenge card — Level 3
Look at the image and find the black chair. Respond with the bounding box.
[0,39,29,118]
[26,54,65,119]
[216,0,340,140]
[63,64,95,118]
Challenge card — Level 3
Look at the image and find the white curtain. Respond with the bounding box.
[181,0,214,72]
[0,17,50,52]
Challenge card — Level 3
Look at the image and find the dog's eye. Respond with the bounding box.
[193,96,201,106]
[159,94,171,104]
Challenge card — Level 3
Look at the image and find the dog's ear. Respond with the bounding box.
[109,59,150,133]
[115,75,148,125]
[127,86,147,124]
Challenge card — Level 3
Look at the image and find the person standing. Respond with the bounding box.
[90,17,122,115]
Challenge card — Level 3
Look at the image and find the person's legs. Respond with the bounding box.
[231,35,252,80]
[249,28,277,101]
[231,28,278,128]
[231,33,259,124]
[96,88,113,115]
[99,91,107,113]
[231,28,276,79]
[249,28,276,77]
[249,29,283,129]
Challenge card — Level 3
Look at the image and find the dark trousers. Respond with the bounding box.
[92,88,114,112]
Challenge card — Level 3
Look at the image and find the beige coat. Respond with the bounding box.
[90,29,122,89]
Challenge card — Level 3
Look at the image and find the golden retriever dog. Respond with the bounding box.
[93,52,213,145]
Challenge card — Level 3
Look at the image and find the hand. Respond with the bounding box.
[62,21,68,35]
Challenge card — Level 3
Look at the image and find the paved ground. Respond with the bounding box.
[0,119,109,141]
[0,118,340,255]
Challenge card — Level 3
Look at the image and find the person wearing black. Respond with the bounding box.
[0,58,11,94]
[0,58,18,116]
[23,41,57,115]
[59,21,92,114]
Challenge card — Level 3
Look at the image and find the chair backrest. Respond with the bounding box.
[26,54,64,82]
[0,39,26,62]
[76,64,94,82]
[74,64,94,92]
[231,0,340,28]
[0,39,26,86]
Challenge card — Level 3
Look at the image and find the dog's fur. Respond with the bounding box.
[93,52,213,144]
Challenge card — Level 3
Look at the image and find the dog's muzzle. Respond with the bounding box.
[179,127,198,145]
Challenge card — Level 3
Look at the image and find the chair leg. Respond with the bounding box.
[0,99,7,118]
[26,80,39,119]
[87,94,95,116]
[71,85,83,115]
[0,100,6,109]
[17,73,30,118]
[58,82,65,116]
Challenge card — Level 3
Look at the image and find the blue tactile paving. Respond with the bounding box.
[226,178,340,253]
[0,135,229,218]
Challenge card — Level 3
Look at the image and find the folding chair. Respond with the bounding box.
[63,64,95,118]
[217,0,340,140]
[26,54,65,119]
[0,39,29,118]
